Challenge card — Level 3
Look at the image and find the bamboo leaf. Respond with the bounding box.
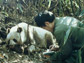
[48,0,51,8]
[73,1,79,8]
[17,3,23,13]
[65,0,70,5]
[70,0,74,15]
[22,0,28,6]
[79,9,84,17]
[1,11,9,17]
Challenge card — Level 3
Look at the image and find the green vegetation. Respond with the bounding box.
[0,0,84,63]
[0,0,84,24]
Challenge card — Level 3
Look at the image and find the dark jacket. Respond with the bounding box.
[50,17,84,63]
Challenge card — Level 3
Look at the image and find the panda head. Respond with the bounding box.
[6,23,28,46]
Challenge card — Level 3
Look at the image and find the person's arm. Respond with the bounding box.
[50,39,72,61]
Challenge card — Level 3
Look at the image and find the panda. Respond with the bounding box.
[6,22,58,53]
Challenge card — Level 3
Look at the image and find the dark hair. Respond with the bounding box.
[35,10,55,27]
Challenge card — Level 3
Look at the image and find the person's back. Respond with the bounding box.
[55,16,80,27]
[52,17,84,63]
[54,16,80,46]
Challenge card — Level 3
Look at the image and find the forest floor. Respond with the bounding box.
[0,12,48,63]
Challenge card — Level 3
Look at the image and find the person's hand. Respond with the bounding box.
[49,45,59,51]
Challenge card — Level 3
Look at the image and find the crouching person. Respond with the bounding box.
[35,10,84,63]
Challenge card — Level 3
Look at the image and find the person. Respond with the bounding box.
[34,10,84,63]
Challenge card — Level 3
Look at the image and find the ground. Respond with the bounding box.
[0,12,48,63]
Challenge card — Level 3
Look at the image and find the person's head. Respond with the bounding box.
[35,10,55,32]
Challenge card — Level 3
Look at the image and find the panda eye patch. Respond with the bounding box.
[13,39,17,42]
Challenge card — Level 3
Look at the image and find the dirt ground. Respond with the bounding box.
[0,12,49,63]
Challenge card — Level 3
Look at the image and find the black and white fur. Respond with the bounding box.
[6,22,57,52]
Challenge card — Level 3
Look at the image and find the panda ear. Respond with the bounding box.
[17,27,22,33]
[6,28,10,34]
